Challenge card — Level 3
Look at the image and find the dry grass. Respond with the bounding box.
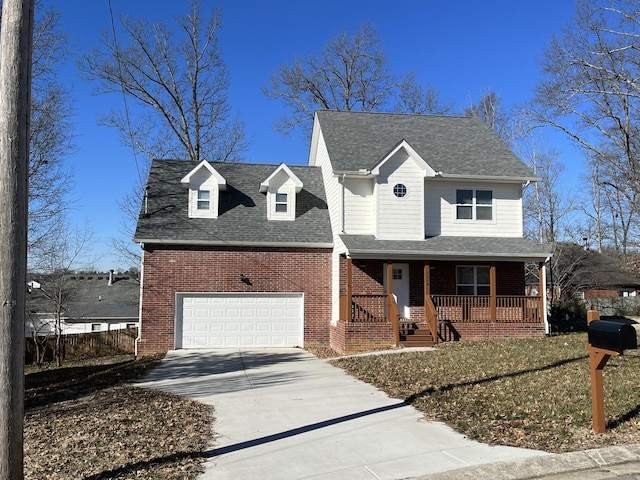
[332,333,640,453]
[24,355,213,479]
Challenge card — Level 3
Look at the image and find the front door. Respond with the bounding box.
[384,263,410,319]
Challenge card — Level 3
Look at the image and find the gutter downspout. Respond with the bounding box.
[134,245,144,358]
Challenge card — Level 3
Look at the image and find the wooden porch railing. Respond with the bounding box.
[431,295,542,323]
[425,295,439,343]
[339,294,400,345]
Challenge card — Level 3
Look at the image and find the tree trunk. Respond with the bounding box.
[0,0,34,478]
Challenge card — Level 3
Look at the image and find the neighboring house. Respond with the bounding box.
[550,242,640,300]
[26,272,140,336]
[134,110,551,355]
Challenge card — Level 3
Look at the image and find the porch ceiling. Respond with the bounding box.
[340,235,551,262]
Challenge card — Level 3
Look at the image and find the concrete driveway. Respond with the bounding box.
[135,348,548,480]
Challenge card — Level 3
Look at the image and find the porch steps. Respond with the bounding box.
[399,324,436,348]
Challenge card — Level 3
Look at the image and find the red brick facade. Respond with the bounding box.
[138,244,333,355]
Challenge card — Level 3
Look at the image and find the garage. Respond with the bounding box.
[175,293,304,349]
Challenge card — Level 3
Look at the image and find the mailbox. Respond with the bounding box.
[588,320,638,351]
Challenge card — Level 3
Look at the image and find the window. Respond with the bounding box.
[393,183,407,198]
[91,323,102,332]
[392,268,403,280]
[197,189,210,210]
[456,266,490,295]
[456,189,493,220]
[275,192,288,213]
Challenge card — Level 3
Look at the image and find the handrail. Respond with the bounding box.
[425,295,439,344]
[388,294,400,346]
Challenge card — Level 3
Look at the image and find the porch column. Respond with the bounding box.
[424,263,430,318]
[490,264,497,322]
[346,256,352,322]
[387,262,399,346]
[540,262,550,333]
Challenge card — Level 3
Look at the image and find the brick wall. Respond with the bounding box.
[330,320,395,354]
[439,321,546,342]
[138,244,332,355]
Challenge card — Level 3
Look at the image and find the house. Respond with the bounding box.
[26,271,140,336]
[134,110,551,355]
[309,111,551,352]
[549,242,640,300]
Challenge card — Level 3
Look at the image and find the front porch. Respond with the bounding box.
[331,258,547,354]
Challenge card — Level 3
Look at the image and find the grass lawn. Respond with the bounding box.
[24,355,212,480]
[332,333,640,453]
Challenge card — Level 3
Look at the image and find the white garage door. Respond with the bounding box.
[176,293,304,349]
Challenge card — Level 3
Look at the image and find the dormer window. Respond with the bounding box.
[260,163,303,221]
[275,192,288,213]
[181,161,227,218]
[197,190,211,210]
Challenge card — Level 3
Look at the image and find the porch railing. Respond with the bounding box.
[339,294,400,346]
[431,295,542,323]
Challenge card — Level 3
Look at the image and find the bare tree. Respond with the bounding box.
[533,0,640,217]
[81,0,246,164]
[0,0,33,476]
[28,4,74,255]
[464,89,511,144]
[263,23,410,137]
[29,221,92,366]
[81,1,247,266]
[394,77,453,115]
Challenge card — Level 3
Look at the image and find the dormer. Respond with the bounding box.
[181,161,227,218]
[260,163,303,221]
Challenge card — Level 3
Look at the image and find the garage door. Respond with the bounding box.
[176,293,304,349]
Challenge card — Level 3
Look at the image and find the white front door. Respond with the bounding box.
[384,263,410,319]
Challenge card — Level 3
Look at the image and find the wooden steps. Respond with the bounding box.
[399,323,436,347]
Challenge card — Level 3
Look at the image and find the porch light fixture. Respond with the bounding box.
[239,274,252,285]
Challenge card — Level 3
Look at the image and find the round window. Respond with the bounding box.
[393,183,407,198]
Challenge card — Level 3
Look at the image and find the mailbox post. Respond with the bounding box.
[586,310,638,433]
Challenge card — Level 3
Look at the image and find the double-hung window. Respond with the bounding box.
[197,189,211,210]
[275,192,288,213]
[456,189,493,220]
[456,266,490,295]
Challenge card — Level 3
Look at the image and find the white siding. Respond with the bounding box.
[311,127,345,323]
[343,178,373,234]
[426,180,523,237]
[376,151,424,240]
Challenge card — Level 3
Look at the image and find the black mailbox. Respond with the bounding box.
[588,320,638,351]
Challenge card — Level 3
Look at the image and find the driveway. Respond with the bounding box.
[135,348,548,480]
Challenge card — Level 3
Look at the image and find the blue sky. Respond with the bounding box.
[53,0,578,271]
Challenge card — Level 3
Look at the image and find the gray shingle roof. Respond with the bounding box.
[27,274,140,321]
[340,235,550,261]
[315,110,536,179]
[134,160,333,246]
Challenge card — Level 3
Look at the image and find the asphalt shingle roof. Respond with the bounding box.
[134,160,333,246]
[315,110,536,179]
[340,235,550,261]
[28,274,140,321]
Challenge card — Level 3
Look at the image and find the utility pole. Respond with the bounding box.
[0,0,34,478]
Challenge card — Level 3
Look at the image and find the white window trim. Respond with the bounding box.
[454,188,494,222]
[269,187,295,221]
